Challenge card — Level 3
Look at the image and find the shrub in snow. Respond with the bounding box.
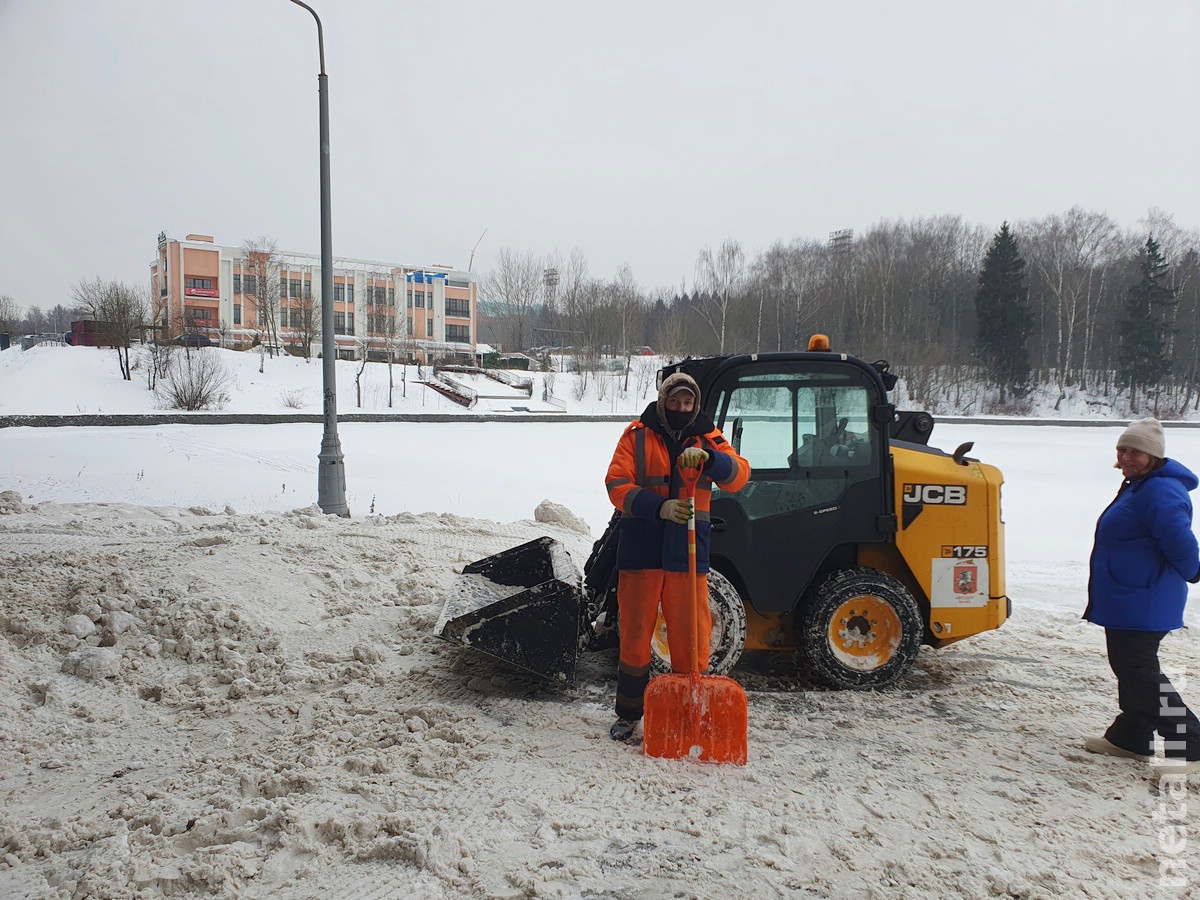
[280,388,308,409]
[157,349,233,411]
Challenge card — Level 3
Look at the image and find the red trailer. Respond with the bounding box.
[68,320,111,347]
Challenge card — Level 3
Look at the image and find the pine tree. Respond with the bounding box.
[974,223,1033,404]
[1119,236,1178,407]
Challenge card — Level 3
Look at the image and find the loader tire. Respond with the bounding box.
[649,569,747,676]
[800,567,921,689]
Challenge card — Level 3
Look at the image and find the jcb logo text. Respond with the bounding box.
[903,484,967,505]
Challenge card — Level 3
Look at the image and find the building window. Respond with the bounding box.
[446,299,470,318]
[387,288,395,306]
[406,290,413,307]
[446,324,470,343]
[233,274,242,294]
[280,275,288,296]
[244,275,257,295]
[290,279,301,298]
[185,277,214,290]
[407,317,413,335]
[414,292,425,309]
[347,284,354,302]
[426,319,433,337]
[234,304,241,325]
[334,283,344,302]
[304,281,312,299]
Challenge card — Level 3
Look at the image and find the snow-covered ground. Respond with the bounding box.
[0,343,661,417]
[2,343,1200,897]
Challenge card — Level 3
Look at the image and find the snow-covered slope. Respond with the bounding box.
[0,344,661,417]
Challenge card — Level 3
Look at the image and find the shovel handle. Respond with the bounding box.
[679,463,701,677]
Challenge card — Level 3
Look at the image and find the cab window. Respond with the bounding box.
[711,369,876,520]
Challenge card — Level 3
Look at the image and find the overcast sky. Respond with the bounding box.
[2,0,1198,312]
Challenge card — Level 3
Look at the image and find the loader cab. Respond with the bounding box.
[693,353,895,615]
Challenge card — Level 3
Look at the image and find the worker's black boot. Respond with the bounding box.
[609,718,637,742]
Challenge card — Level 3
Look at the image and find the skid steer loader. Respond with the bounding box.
[436,339,1009,689]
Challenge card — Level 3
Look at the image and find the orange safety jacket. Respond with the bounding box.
[605,404,750,573]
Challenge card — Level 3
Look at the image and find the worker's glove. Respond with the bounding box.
[659,498,694,524]
[678,447,709,470]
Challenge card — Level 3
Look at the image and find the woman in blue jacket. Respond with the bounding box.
[1084,417,1200,775]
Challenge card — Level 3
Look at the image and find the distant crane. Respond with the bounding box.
[468,228,488,273]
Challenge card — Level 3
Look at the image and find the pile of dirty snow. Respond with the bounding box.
[1,496,1197,897]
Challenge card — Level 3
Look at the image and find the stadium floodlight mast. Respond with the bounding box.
[288,0,348,517]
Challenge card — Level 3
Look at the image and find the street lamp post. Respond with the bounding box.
[289,0,348,516]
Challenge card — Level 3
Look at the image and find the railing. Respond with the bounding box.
[437,364,534,397]
[481,368,533,396]
[427,370,477,408]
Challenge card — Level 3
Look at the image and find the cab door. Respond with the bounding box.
[706,360,892,614]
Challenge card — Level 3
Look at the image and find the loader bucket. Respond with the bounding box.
[436,537,584,681]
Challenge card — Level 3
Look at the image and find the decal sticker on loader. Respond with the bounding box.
[942,545,988,558]
[930,558,988,607]
[903,483,967,505]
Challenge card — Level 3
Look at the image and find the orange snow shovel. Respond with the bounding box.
[643,464,748,764]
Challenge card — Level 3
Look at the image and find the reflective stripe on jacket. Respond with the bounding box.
[605,415,749,573]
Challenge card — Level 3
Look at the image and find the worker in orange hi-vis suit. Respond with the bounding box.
[604,372,750,742]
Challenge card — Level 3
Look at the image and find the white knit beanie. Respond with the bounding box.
[1117,417,1165,459]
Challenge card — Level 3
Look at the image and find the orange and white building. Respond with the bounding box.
[150,232,478,362]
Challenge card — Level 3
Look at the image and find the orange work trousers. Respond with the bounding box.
[615,570,710,721]
[617,569,711,671]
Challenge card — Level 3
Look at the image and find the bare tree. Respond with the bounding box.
[242,237,283,363]
[694,239,745,355]
[145,338,174,392]
[1022,208,1124,397]
[654,301,687,358]
[22,305,48,335]
[354,334,371,409]
[759,239,830,350]
[557,248,589,336]
[294,286,320,361]
[46,304,75,333]
[71,278,147,380]
[379,308,404,407]
[611,265,643,391]
[362,293,398,406]
[483,247,543,352]
[0,295,18,334]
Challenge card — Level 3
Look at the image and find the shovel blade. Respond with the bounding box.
[643,673,748,765]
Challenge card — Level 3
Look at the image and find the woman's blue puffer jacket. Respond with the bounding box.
[1086,458,1200,631]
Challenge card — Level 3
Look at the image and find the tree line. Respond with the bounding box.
[6,207,1197,416]
[482,206,1200,416]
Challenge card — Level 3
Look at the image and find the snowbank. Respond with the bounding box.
[2,498,1197,898]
